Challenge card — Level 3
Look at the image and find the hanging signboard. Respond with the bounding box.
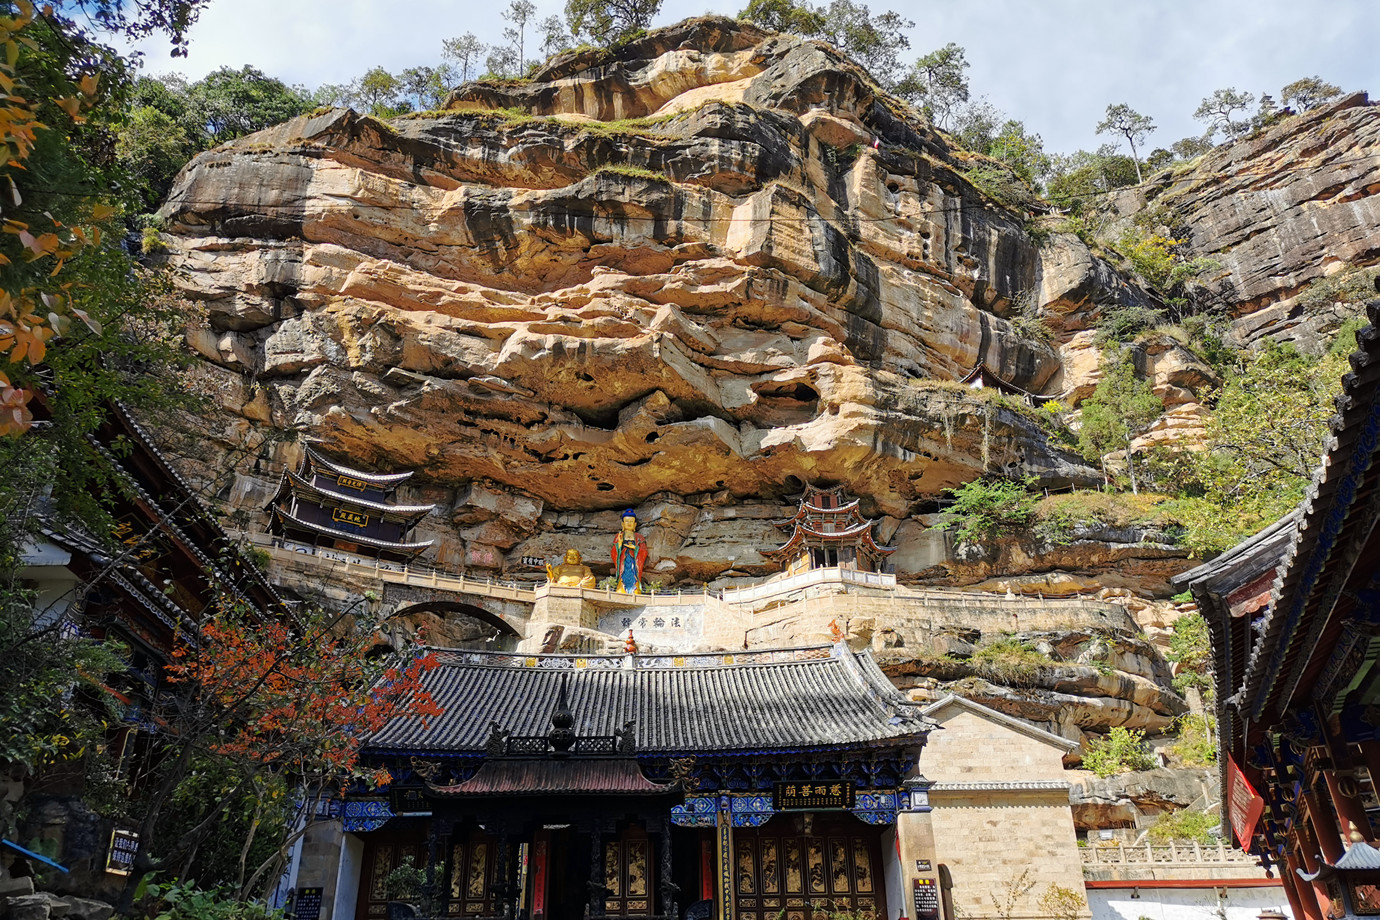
[1226,755,1266,848]
[105,829,139,875]
[332,507,369,528]
[773,781,855,810]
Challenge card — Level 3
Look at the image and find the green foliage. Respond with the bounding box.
[1168,714,1217,766]
[1046,146,1139,212]
[1096,103,1156,182]
[1166,612,1211,693]
[1194,88,1255,142]
[139,878,284,920]
[593,164,666,181]
[1147,808,1217,845]
[1295,265,1380,312]
[963,161,1036,213]
[384,855,426,901]
[565,0,664,46]
[1076,353,1163,493]
[1281,76,1342,111]
[940,476,1039,545]
[970,635,1051,685]
[739,0,913,89]
[895,42,968,126]
[1082,726,1156,777]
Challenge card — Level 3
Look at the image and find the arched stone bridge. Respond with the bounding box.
[250,538,536,640]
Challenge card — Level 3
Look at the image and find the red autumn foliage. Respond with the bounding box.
[165,607,442,784]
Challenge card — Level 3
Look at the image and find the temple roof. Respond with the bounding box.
[367,644,933,757]
[426,759,675,797]
[763,483,894,560]
[302,446,416,487]
[268,470,436,518]
[268,506,433,556]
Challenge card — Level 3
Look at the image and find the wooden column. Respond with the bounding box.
[1283,849,1323,920]
[1302,790,1345,864]
[716,801,734,920]
[1359,740,1380,790]
[588,821,608,919]
[659,816,677,920]
[1324,769,1375,842]
[1296,822,1338,918]
[531,830,550,920]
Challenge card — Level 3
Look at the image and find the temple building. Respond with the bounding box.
[297,644,939,920]
[267,446,435,563]
[1174,301,1380,920]
[761,485,895,575]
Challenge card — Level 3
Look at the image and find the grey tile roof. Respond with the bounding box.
[368,645,933,756]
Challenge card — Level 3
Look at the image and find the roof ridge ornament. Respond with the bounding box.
[548,675,576,755]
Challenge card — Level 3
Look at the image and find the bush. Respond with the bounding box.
[1082,726,1156,777]
[1295,265,1380,311]
[970,635,1051,685]
[1167,613,1212,695]
[940,477,1038,545]
[1168,713,1217,766]
[1147,807,1217,845]
[139,879,285,920]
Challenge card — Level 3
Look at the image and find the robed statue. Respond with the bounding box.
[611,509,648,594]
[546,548,597,588]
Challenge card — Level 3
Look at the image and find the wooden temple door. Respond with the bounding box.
[443,831,500,917]
[356,827,426,920]
[603,825,655,917]
[731,819,885,920]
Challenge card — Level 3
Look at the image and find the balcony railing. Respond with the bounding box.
[1080,841,1260,868]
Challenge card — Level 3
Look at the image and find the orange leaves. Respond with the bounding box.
[0,3,112,436]
[165,603,444,786]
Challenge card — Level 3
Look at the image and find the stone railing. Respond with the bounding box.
[1080,841,1259,868]
[715,566,897,605]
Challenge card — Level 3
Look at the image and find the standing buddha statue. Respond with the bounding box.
[611,509,648,594]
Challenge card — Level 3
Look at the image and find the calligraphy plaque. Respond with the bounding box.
[336,475,368,491]
[773,781,855,811]
[332,507,369,528]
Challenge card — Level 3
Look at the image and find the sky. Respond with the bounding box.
[126,0,1375,156]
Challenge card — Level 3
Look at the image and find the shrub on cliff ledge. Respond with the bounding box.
[1082,726,1156,777]
[940,476,1038,545]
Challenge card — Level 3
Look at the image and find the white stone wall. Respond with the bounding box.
[1088,886,1292,920]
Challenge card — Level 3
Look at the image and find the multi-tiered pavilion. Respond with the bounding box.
[267,447,435,563]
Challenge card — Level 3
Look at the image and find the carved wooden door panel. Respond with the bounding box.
[444,832,499,916]
[604,826,654,916]
[732,825,884,920]
[356,831,425,920]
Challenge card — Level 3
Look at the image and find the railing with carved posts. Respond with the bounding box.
[1079,841,1260,868]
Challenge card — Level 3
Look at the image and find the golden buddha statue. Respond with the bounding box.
[546,548,597,588]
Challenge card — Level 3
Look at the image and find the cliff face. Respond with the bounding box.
[159,17,1154,579]
[1117,91,1380,351]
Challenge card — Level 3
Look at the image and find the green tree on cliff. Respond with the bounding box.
[1077,353,1163,494]
[1281,75,1342,111]
[1096,103,1156,183]
[442,32,487,82]
[896,42,969,128]
[1194,87,1255,142]
[565,0,663,45]
[738,0,913,88]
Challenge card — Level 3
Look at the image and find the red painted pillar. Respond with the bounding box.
[530,830,549,918]
[1324,769,1375,842]
[1303,790,1345,864]
[1283,849,1322,920]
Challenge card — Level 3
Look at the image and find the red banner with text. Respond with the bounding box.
[1226,755,1266,848]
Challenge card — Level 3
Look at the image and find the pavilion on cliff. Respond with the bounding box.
[266,446,435,563]
[762,484,895,576]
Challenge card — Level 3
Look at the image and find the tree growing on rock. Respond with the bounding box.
[442,32,487,82]
[1096,102,1156,183]
[1281,75,1342,111]
[896,42,969,128]
[1077,353,1163,494]
[502,0,538,74]
[1193,87,1255,142]
[737,0,913,89]
[565,0,664,46]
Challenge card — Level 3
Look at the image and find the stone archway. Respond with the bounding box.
[388,601,522,651]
